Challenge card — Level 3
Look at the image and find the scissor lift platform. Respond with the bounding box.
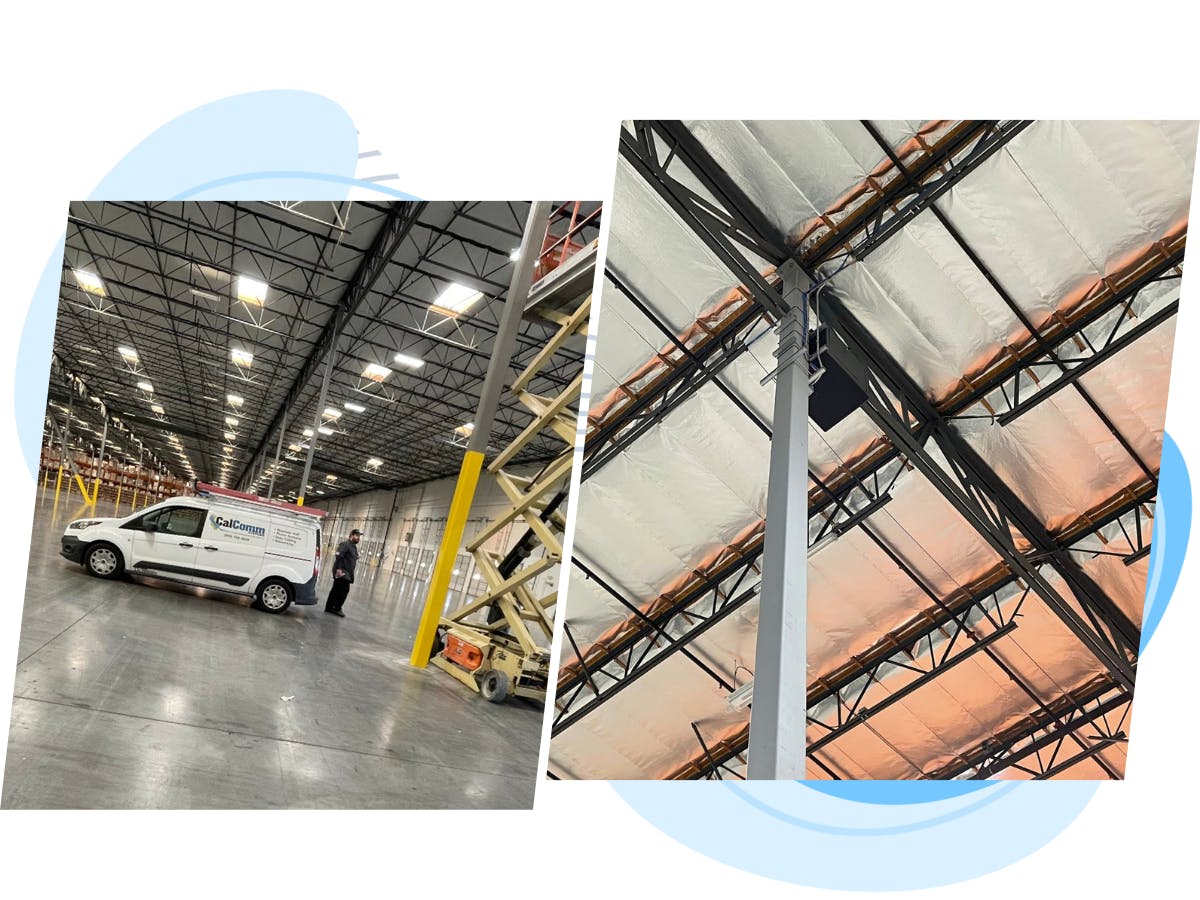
[430,238,595,703]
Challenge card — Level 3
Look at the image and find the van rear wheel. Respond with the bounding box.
[255,578,293,614]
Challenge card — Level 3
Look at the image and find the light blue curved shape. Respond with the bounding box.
[803,778,989,804]
[1142,432,1188,648]
[15,90,372,475]
[87,90,357,199]
[173,172,417,201]
[615,780,1097,891]
[615,431,1190,890]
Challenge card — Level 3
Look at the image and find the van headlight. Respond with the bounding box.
[68,520,104,530]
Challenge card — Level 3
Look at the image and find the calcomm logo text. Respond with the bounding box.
[209,515,266,538]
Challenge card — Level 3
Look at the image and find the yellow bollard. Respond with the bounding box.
[54,466,63,504]
[114,484,122,513]
[410,450,485,667]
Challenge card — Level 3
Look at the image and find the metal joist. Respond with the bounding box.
[818,304,1141,688]
[944,256,1184,423]
[797,120,1033,266]
[631,120,1141,690]
[929,678,1132,779]
[662,481,1154,780]
[554,457,907,733]
[581,288,769,479]
[589,120,1029,482]
[554,549,763,735]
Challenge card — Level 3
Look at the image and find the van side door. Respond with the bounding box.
[122,506,204,580]
[196,509,271,589]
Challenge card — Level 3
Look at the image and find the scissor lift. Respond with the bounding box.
[430,236,595,703]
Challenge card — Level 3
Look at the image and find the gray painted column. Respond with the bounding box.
[298,340,338,505]
[465,200,551,455]
[266,414,287,499]
[95,412,109,497]
[747,262,811,780]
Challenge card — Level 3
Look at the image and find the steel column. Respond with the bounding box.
[747,265,810,779]
[93,412,108,504]
[297,344,337,506]
[410,201,552,667]
[266,413,287,500]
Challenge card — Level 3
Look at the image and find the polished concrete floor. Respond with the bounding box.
[2,491,545,809]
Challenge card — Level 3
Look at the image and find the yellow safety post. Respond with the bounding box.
[114,483,122,512]
[410,450,485,667]
[53,466,63,503]
[42,468,51,489]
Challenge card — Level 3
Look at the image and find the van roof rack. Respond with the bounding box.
[194,482,327,519]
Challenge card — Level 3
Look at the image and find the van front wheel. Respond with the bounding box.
[84,543,124,579]
[255,578,293,614]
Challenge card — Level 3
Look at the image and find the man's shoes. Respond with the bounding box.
[330,609,346,618]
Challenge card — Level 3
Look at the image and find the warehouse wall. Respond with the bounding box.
[312,465,560,638]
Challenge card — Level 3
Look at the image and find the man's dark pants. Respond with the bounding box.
[326,578,351,613]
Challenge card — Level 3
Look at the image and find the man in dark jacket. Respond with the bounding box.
[324,529,362,617]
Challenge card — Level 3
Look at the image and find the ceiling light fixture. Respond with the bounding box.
[727,680,755,710]
[231,348,253,368]
[366,457,382,468]
[343,401,366,413]
[118,346,139,363]
[323,407,342,420]
[227,394,244,408]
[393,352,425,369]
[236,275,268,305]
[430,283,483,317]
[362,363,391,383]
[454,422,475,438]
[73,269,105,295]
[137,381,153,392]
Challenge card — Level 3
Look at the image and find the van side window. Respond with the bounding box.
[154,507,206,538]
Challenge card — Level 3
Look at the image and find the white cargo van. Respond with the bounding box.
[60,483,325,613]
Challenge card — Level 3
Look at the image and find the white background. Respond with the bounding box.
[1,2,1197,896]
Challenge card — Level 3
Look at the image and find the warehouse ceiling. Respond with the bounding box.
[549,120,1193,781]
[48,200,600,499]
